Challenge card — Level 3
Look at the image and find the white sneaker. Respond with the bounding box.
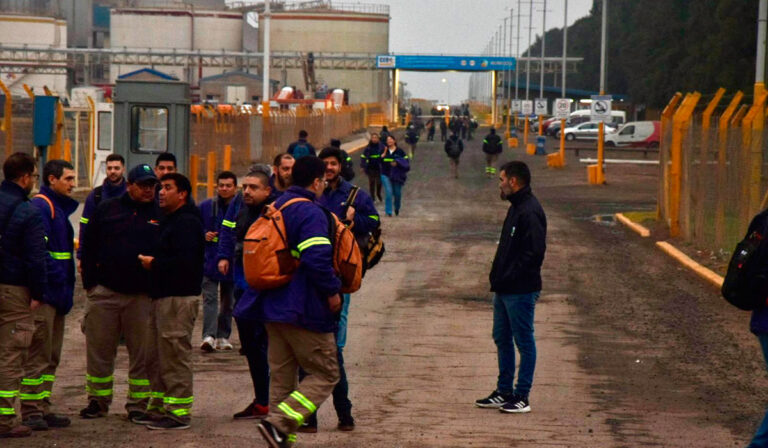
[216,338,233,350]
[200,336,215,352]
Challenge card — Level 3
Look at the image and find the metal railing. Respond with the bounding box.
[230,1,389,15]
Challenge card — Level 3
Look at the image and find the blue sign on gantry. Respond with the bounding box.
[376,54,516,71]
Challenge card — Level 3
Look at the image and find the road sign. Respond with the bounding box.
[511,100,521,113]
[534,98,548,116]
[555,98,571,120]
[590,95,612,122]
[521,100,533,115]
[375,54,516,71]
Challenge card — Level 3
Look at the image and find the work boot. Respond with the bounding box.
[22,415,48,431]
[43,413,70,428]
[79,400,107,419]
[0,425,32,438]
[337,414,355,431]
[258,420,290,448]
[297,413,317,433]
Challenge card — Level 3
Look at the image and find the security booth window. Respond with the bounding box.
[98,111,112,150]
[131,106,168,153]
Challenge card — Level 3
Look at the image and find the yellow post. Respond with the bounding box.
[206,150,216,199]
[658,92,683,220]
[694,88,725,241]
[748,90,767,219]
[538,115,543,136]
[669,92,701,237]
[715,91,743,248]
[505,99,512,139]
[223,145,232,171]
[63,139,72,162]
[559,118,566,165]
[0,80,12,157]
[22,84,34,99]
[190,155,200,202]
[51,102,64,160]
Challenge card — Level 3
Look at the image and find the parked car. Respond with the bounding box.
[604,121,660,148]
[569,109,627,125]
[546,120,564,137]
[557,121,617,141]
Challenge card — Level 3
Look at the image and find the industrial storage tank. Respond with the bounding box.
[256,1,390,104]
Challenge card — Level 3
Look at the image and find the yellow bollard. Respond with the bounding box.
[559,118,566,166]
[206,151,216,199]
[0,80,13,156]
[523,117,529,146]
[223,145,232,171]
[190,155,200,202]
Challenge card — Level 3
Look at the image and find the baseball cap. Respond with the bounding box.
[128,164,158,184]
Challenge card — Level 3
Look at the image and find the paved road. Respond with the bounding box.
[16,131,762,447]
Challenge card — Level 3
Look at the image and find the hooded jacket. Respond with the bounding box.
[31,185,79,314]
[149,201,205,299]
[257,186,342,333]
[81,192,160,294]
[489,185,547,294]
[380,147,411,185]
[77,177,127,259]
[0,180,47,301]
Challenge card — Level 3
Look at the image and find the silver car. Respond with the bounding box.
[558,121,617,141]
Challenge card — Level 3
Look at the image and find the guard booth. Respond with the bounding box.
[113,78,190,174]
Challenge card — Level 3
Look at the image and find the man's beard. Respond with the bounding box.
[277,175,290,188]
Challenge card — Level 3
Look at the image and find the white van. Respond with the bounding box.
[604,121,660,148]
[569,109,627,126]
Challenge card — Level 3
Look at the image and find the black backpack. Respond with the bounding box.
[722,215,768,310]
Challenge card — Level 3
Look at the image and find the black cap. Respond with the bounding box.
[127,163,157,184]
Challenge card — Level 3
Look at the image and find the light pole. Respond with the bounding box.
[261,0,271,116]
[538,0,546,136]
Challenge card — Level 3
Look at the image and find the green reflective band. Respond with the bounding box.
[290,391,317,413]
[86,387,113,397]
[222,220,236,229]
[80,217,89,224]
[44,236,49,243]
[171,408,190,416]
[212,236,219,243]
[483,139,489,144]
[382,158,394,162]
[346,157,352,162]
[49,251,72,260]
[128,378,150,386]
[297,237,331,253]
[42,374,55,382]
[146,404,163,411]
[19,391,48,400]
[163,396,194,405]
[0,390,18,398]
[288,434,297,443]
[368,215,379,221]
[277,402,304,426]
[21,377,44,386]
[0,408,15,415]
[86,374,114,383]
[369,154,381,158]
[150,391,165,399]
[128,391,151,399]
[291,249,300,258]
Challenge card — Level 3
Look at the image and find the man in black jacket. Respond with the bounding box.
[139,173,204,430]
[475,161,546,415]
[80,163,160,422]
[0,152,46,439]
[482,128,504,178]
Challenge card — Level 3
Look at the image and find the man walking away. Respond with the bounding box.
[361,133,384,202]
[439,117,447,142]
[78,154,126,264]
[80,164,160,422]
[444,132,464,179]
[475,161,546,414]
[199,171,237,352]
[0,153,46,439]
[405,122,420,159]
[140,173,204,430]
[154,153,177,178]
[217,169,274,420]
[482,128,504,178]
[21,160,78,431]
[257,156,342,448]
[287,130,316,159]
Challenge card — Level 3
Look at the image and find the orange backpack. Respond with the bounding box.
[243,198,363,294]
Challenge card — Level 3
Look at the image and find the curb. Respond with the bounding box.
[655,241,724,289]
[615,213,651,238]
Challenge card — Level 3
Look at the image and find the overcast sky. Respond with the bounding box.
[383,0,594,104]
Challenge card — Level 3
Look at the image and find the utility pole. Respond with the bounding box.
[262,0,271,108]
[757,0,767,100]
[599,0,607,95]
[562,0,567,97]
[539,0,546,100]
[515,0,521,101]
[525,0,532,100]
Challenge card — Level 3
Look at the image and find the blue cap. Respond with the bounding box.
[127,164,157,184]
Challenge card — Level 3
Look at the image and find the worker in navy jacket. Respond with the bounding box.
[22,160,78,430]
[360,133,384,203]
[380,135,410,217]
[257,156,341,448]
[198,171,237,352]
[77,154,126,261]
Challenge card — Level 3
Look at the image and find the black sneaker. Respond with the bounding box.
[129,410,155,425]
[499,395,531,413]
[337,414,355,432]
[79,400,106,419]
[233,401,268,420]
[146,416,190,430]
[258,420,289,448]
[474,390,510,409]
[22,415,48,431]
[43,413,71,428]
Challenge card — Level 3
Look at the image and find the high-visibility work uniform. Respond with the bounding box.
[20,186,78,419]
[0,180,48,434]
[81,192,160,414]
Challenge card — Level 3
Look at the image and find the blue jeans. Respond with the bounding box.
[749,333,768,447]
[493,292,539,398]
[337,293,351,349]
[381,174,403,216]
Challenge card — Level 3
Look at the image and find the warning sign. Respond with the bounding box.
[590,95,612,122]
[521,100,533,115]
[534,98,548,116]
[555,98,571,120]
[511,100,521,113]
